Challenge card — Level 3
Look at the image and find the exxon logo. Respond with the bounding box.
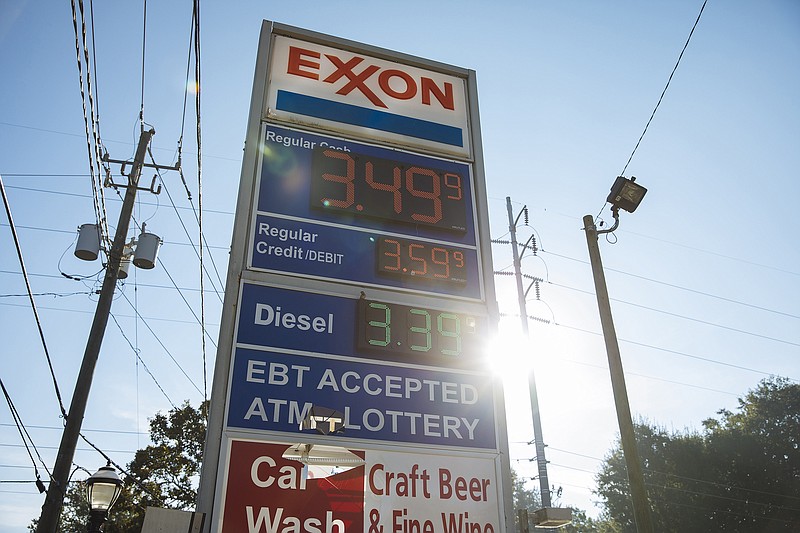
[286,45,456,111]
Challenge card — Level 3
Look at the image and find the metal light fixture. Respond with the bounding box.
[85,464,123,533]
[606,176,647,213]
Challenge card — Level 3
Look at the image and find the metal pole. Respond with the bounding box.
[36,129,155,533]
[582,214,653,533]
[507,197,551,508]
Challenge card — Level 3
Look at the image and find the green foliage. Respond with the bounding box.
[595,377,800,532]
[30,400,208,532]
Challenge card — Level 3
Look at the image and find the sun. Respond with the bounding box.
[486,326,534,383]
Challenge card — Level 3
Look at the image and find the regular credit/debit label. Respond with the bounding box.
[250,214,482,299]
[219,440,501,533]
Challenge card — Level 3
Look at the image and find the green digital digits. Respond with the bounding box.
[360,299,470,358]
[438,312,461,356]
[409,308,432,352]
[368,302,391,347]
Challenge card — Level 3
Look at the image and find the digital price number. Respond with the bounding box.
[377,236,467,284]
[357,299,483,361]
[311,148,468,232]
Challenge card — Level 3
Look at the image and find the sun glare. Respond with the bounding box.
[487,327,534,382]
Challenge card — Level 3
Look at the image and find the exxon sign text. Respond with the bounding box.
[266,35,471,157]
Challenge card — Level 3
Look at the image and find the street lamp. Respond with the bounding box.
[86,464,123,533]
[582,176,654,533]
[606,175,647,214]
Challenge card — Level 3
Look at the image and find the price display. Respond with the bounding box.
[356,299,484,362]
[376,236,467,284]
[310,147,468,233]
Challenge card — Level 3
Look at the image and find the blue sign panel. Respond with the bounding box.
[251,214,482,299]
[276,90,464,148]
[237,282,488,369]
[226,347,496,449]
[256,125,477,246]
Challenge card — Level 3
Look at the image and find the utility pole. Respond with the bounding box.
[582,213,654,533]
[36,128,155,533]
[506,196,552,508]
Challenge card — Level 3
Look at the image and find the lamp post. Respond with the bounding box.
[583,176,653,533]
[85,464,123,532]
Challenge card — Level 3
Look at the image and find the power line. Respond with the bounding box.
[546,279,800,348]
[0,122,242,162]
[486,197,800,278]
[117,291,204,396]
[619,0,709,177]
[190,0,207,404]
[0,300,221,328]
[1,183,235,216]
[0,220,230,252]
[0,423,146,436]
[547,445,800,504]
[0,174,67,418]
[0,378,49,494]
[69,0,110,249]
[553,321,795,380]
[158,171,224,300]
[109,313,176,408]
[541,249,799,320]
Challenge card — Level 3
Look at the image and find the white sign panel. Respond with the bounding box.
[217,439,501,533]
[266,35,471,157]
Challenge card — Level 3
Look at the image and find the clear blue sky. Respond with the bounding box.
[1,1,798,530]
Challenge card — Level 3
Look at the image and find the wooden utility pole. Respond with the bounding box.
[36,129,155,533]
[583,213,654,533]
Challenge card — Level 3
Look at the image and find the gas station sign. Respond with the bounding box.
[197,21,511,533]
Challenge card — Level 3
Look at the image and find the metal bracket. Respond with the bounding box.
[596,206,620,235]
[101,154,179,195]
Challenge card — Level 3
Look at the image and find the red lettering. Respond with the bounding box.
[287,47,457,112]
[324,55,386,108]
[368,463,384,495]
[378,69,417,100]
[287,46,320,80]
[421,77,455,110]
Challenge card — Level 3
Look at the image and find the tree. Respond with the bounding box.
[595,377,800,532]
[30,400,208,532]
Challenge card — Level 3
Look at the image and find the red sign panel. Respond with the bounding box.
[221,440,365,533]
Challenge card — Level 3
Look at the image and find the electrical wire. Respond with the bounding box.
[154,155,225,299]
[541,249,799,320]
[0,174,67,418]
[139,0,147,130]
[76,431,161,500]
[192,0,208,404]
[0,423,146,436]
[546,322,794,380]
[544,279,799,348]
[619,0,709,177]
[110,313,176,408]
[0,378,49,493]
[117,291,204,396]
[69,0,110,250]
